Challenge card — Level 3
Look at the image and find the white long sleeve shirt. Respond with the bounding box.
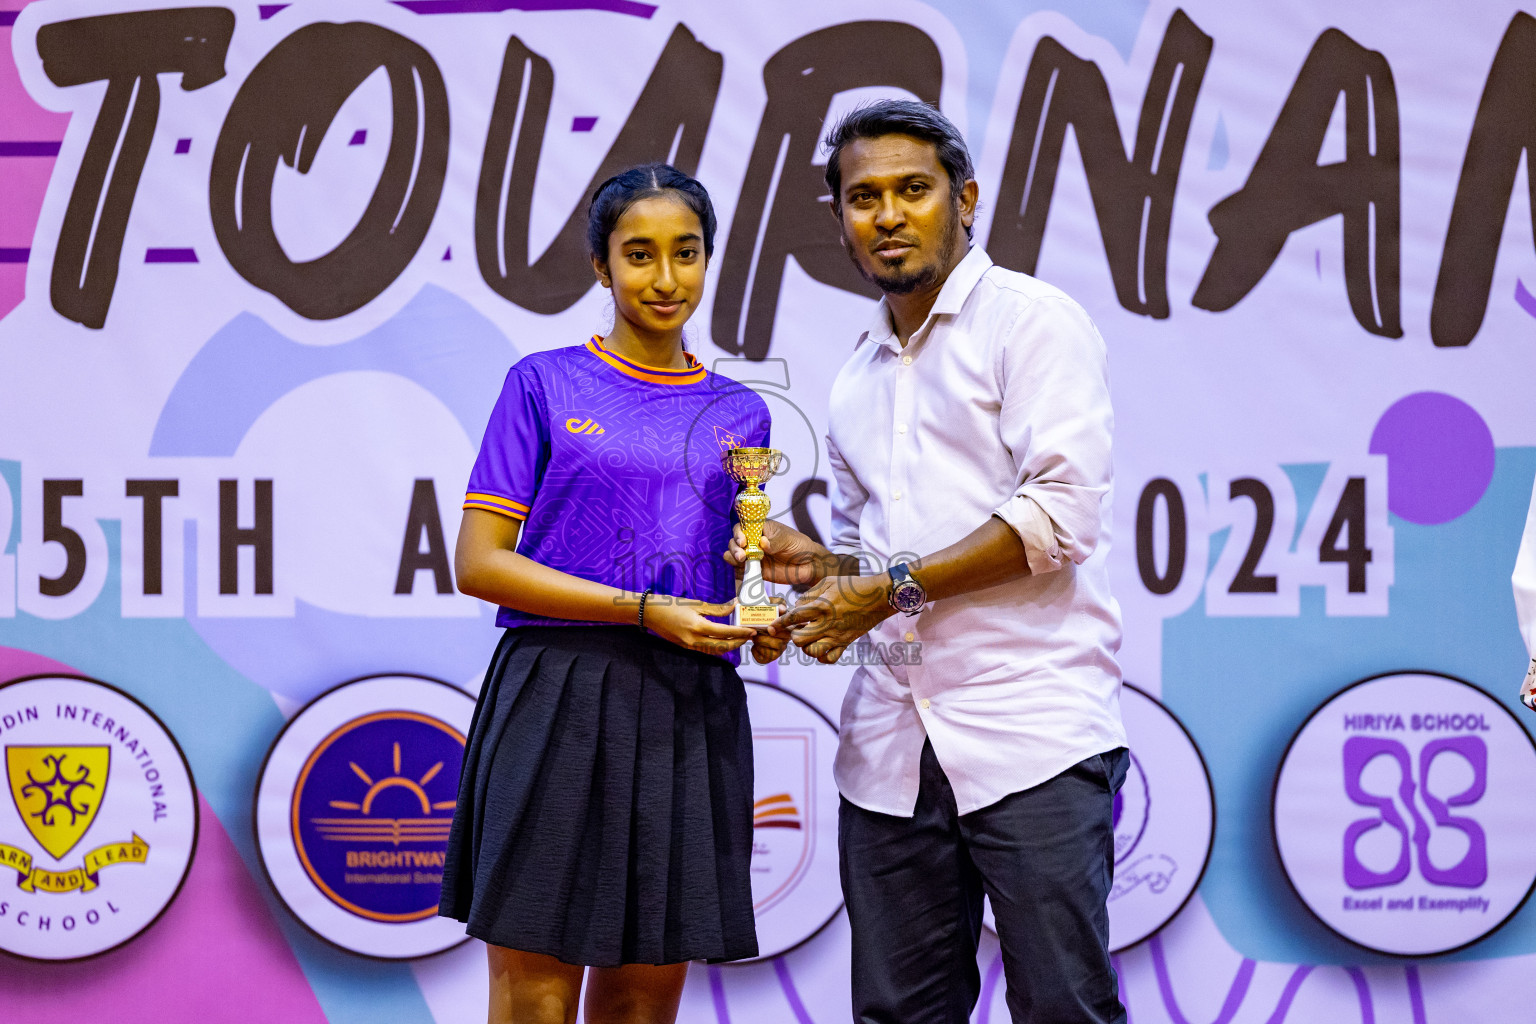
[826,245,1127,817]
[1513,474,1536,708]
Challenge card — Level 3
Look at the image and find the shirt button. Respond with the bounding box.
[904,631,915,643]
[920,698,931,710]
[893,491,902,501]
[902,355,913,366]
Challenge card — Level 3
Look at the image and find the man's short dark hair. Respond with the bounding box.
[822,99,975,231]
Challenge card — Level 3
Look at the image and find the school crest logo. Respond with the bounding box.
[1110,751,1152,865]
[1274,672,1536,956]
[9,745,110,860]
[749,737,813,917]
[1103,685,1214,950]
[0,676,198,960]
[742,680,841,960]
[255,675,474,958]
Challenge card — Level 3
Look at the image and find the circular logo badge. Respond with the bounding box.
[1105,684,1214,950]
[1274,672,1536,956]
[985,684,1214,952]
[0,675,198,960]
[255,675,474,958]
[740,680,841,962]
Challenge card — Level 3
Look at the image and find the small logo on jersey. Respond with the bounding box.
[565,417,605,435]
[0,675,198,961]
[713,426,744,450]
[256,675,475,958]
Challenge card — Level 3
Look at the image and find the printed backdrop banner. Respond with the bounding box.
[1,0,1534,1020]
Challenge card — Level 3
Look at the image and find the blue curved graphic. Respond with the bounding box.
[152,284,519,703]
[187,597,500,705]
[151,284,517,457]
[1165,447,1536,964]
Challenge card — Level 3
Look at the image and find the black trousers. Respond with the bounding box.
[839,740,1129,1024]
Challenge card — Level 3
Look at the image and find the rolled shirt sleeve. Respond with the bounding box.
[992,498,1064,574]
[991,295,1113,571]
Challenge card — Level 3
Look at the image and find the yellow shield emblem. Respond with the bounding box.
[7,746,110,860]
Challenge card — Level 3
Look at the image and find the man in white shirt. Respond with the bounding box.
[1514,475,1536,710]
[732,100,1128,1023]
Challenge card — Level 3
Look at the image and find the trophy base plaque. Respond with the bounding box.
[734,560,778,628]
[735,604,779,628]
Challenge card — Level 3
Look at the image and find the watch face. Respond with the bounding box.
[892,581,925,613]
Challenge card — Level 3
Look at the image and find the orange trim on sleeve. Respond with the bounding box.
[465,492,530,513]
[463,500,527,521]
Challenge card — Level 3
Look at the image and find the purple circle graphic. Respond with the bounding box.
[1368,392,1494,524]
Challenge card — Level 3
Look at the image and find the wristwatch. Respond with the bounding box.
[887,563,926,616]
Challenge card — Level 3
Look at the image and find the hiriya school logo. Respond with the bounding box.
[0,676,197,960]
[984,684,1214,951]
[1274,672,1536,956]
[255,675,474,958]
[741,680,841,961]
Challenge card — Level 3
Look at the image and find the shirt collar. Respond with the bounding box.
[586,336,706,385]
[857,245,995,354]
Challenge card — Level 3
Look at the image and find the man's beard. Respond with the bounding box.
[845,204,963,296]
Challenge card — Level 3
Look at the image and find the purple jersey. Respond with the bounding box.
[465,336,771,634]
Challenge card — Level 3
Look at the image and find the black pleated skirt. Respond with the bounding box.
[439,626,759,966]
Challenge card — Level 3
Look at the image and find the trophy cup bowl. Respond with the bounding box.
[722,446,784,628]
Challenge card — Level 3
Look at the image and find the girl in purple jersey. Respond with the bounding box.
[440,165,785,1024]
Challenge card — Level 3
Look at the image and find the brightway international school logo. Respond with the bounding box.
[0,676,197,960]
[255,675,474,958]
[1274,672,1536,956]
[743,680,841,961]
[983,684,1214,951]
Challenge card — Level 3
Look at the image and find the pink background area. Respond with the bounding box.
[0,647,327,1023]
[0,0,68,317]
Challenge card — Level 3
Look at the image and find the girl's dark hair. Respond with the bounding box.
[585,163,717,261]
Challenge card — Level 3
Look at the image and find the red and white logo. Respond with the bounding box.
[742,682,840,961]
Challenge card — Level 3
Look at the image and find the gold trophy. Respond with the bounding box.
[722,446,784,628]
